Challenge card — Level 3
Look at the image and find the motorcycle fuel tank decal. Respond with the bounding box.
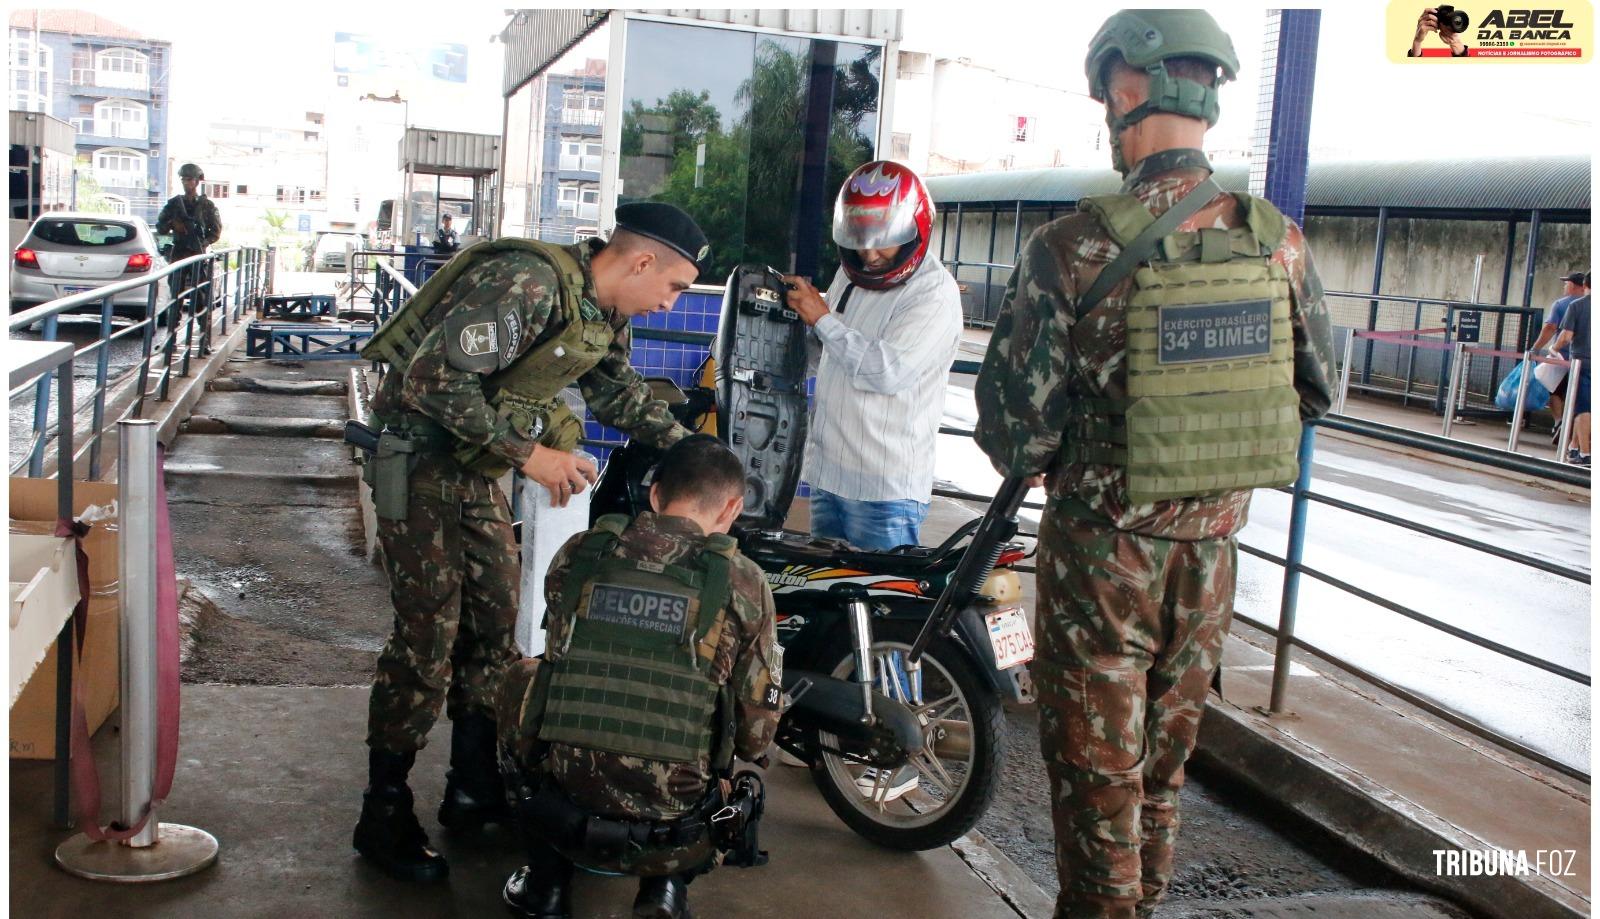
[762,565,925,597]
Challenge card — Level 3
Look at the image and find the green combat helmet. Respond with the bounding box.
[178,163,204,180]
[1084,10,1240,174]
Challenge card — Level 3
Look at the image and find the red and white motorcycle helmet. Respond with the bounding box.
[832,160,935,290]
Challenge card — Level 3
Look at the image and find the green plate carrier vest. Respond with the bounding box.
[537,515,738,766]
[1067,190,1301,504]
[360,239,615,475]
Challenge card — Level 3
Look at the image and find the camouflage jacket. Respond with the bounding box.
[541,511,782,821]
[156,194,222,258]
[370,239,687,468]
[974,149,1336,541]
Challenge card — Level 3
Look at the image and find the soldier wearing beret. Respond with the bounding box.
[973,11,1334,918]
[353,203,709,882]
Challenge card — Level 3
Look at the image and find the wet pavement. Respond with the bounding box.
[935,375,1591,775]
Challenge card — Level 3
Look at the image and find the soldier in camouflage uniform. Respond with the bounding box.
[973,12,1335,919]
[156,163,222,309]
[353,203,710,883]
[495,435,782,919]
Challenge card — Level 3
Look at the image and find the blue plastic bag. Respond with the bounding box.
[1495,360,1550,412]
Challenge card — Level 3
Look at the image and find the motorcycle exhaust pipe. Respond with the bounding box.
[929,720,972,760]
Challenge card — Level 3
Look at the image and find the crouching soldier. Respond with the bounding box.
[495,435,783,919]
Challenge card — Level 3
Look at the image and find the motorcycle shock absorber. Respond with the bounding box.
[846,594,876,725]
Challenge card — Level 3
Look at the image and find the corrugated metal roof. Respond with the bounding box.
[9,110,75,156]
[925,155,1592,214]
[501,9,902,96]
[633,9,902,41]
[501,9,610,96]
[400,129,500,175]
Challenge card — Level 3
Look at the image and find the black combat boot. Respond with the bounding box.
[503,843,575,919]
[438,710,512,831]
[353,749,449,882]
[632,873,694,919]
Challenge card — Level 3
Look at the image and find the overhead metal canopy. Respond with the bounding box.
[8,110,74,156]
[499,8,903,96]
[925,155,1592,216]
[399,128,500,176]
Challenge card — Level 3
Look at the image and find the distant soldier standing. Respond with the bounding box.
[352,203,707,882]
[973,11,1335,918]
[496,435,782,919]
[156,162,222,306]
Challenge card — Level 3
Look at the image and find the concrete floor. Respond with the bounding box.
[10,686,1021,919]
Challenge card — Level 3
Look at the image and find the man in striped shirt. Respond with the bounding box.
[783,161,964,551]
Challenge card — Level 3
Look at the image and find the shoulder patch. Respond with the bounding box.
[443,303,504,374]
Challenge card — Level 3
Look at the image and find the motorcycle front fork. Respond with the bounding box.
[845,598,924,724]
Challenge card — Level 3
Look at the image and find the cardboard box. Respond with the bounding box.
[9,477,121,759]
[10,533,82,704]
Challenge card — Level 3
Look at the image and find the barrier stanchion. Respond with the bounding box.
[1508,350,1534,452]
[1557,358,1582,461]
[55,421,218,882]
[1336,327,1355,414]
[1441,342,1466,439]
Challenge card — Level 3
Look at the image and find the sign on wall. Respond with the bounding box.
[333,32,468,83]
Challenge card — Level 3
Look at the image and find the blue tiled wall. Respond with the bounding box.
[583,288,723,465]
[582,286,815,499]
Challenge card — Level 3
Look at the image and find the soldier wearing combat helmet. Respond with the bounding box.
[351,203,708,883]
[494,434,782,919]
[156,163,222,304]
[973,10,1335,918]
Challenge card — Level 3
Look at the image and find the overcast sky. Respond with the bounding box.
[899,2,1594,159]
[24,3,1593,163]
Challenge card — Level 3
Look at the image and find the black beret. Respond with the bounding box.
[614,202,710,271]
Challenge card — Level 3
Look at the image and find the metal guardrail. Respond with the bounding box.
[8,246,271,480]
[338,270,1592,779]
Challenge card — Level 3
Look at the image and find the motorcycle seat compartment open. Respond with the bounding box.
[716,265,810,529]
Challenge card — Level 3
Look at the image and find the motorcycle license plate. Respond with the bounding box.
[985,607,1034,670]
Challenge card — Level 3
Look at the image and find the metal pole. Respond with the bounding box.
[1508,351,1533,452]
[119,421,161,849]
[56,421,219,881]
[1364,207,1387,385]
[1521,210,1542,308]
[1442,342,1466,438]
[89,295,114,479]
[53,350,74,827]
[29,313,59,477]
[1268,427,1317,714]
[1557,358,1581,460]
[1336,327,1355,414]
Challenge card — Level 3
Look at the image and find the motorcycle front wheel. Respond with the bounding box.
[811,620,1005,851]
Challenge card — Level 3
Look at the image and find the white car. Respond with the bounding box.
[312,233,364,272]
[11,212,173,319]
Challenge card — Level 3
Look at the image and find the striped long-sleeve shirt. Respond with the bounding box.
[801,255,964,502]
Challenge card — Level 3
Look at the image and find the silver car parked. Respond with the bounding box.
[11,212,174,318]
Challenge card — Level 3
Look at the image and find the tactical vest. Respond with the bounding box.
[1065,190,1301,505]
[537,515,738,766]
[361,238,614,474]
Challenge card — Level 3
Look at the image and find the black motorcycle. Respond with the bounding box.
[589,265,1036,851]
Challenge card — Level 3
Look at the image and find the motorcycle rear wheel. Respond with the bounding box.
[811,620,1005,851]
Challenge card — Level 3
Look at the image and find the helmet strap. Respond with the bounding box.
[1103,63,1221,175]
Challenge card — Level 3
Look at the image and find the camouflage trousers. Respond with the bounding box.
[495,659,720,878]
[1032,507,1235,919]
[366,454,519,754]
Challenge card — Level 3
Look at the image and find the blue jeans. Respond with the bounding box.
[809,488,930,550]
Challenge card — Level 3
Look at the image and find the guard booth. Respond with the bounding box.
[496,9,902,445]
[9,110,74,245]
[395,127,500,276]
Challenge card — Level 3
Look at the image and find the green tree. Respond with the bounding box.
[73,173,117,214]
